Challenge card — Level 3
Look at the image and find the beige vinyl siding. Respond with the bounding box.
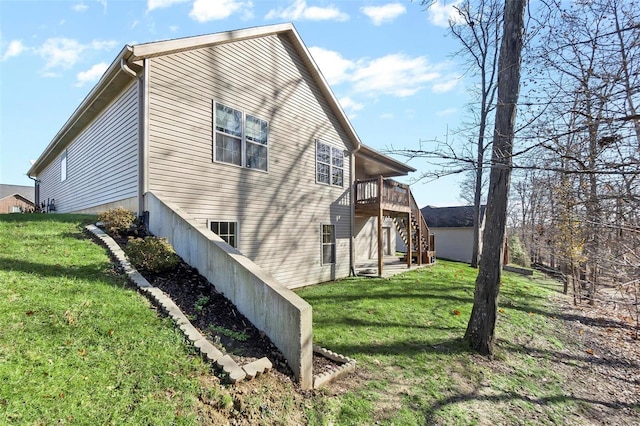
[146,34,353,287]
[354,216,396,260]
[38,83,139,213]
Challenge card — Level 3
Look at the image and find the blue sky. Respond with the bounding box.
[0,0,471,208]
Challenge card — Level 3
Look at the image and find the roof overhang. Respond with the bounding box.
[356,144,416,178]
[28,45,140,177]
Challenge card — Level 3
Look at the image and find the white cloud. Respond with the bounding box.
[37,37,117,72]
[76,62,108,86]
[311,47,457,114]
[147,0,189,12]
[338,96,364,115]
[39,38,84,70]
[2,40,26,61]
[72,2,88,12]
[309,46,354,86]
[351,53,440,97]
[427,0,463,28]
[189,0,252,22]
[265,0,348,22]
[361,3,406,26]
[169,25,179,32]
[432,76,461,93]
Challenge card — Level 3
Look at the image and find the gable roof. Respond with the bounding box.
[28,23,368,178]
[0,184,35,203]
[421,205,486,228]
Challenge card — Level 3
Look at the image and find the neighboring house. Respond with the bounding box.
[27,23,435,388]
[0,184,35,213]
[421,205,486,264]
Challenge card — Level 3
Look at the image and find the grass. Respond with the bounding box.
[2,214,625,425]
[0,214,213,425]
[297,260,582,425]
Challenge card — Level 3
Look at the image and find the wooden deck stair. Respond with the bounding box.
[355,176,436,270]
[391,215,433,264]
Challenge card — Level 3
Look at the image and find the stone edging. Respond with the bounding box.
[85,224,272,384]
[312,345,357,389]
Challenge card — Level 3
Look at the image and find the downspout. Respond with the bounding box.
[27,174,40,209]
[120,58,136,78]
[120,57,146,220]
[350,144,361,277]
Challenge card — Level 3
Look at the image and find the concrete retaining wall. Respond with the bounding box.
[145,191,313,389]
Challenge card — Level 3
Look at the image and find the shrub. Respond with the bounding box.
[124,236,179,273]
[98,207,136,235]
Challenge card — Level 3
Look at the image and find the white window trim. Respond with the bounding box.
[207,219,239,249]
[60,150,67,182]
[321,223,336,265]
[315,139,345,187]
[213,101,269,173]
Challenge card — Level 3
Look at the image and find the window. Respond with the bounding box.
[316,140,343,186]
[214,102,268,171]
[209,220,238,248]
[321,224,336,264]
[60,150,67,182]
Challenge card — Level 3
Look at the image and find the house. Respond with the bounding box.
[27,23,435,388]
[0,184,35,213]
[421,205,486,264]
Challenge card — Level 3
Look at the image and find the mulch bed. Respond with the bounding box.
[108,231,340,383]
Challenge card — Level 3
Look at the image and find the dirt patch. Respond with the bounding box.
[550,291,640,425]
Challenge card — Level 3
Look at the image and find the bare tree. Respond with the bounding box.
[517,0,640,305]
[464,0,527,355]
[451,0,502,267]
[394,0,502,267]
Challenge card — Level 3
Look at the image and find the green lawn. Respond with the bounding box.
[2,214,628,425]
[297,260,582,425]
[0,214,212,425]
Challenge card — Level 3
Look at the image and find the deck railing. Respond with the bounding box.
[355,177,410,209]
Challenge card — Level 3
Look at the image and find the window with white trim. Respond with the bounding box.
[209,220,238,248]
[214,102,268,171]
[316,140,343,186]
[60,150,67,182]
[321,224,336,264]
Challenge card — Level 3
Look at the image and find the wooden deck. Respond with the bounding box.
[354,176,436,276]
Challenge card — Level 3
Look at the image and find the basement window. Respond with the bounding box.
[321,224,336,264]
[209,220,238,248]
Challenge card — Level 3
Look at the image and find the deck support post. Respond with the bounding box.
[377,175,384,277]
[406,211,412,269]
[417,211,423,266]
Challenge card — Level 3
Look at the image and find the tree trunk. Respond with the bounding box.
[464,0,526,356]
